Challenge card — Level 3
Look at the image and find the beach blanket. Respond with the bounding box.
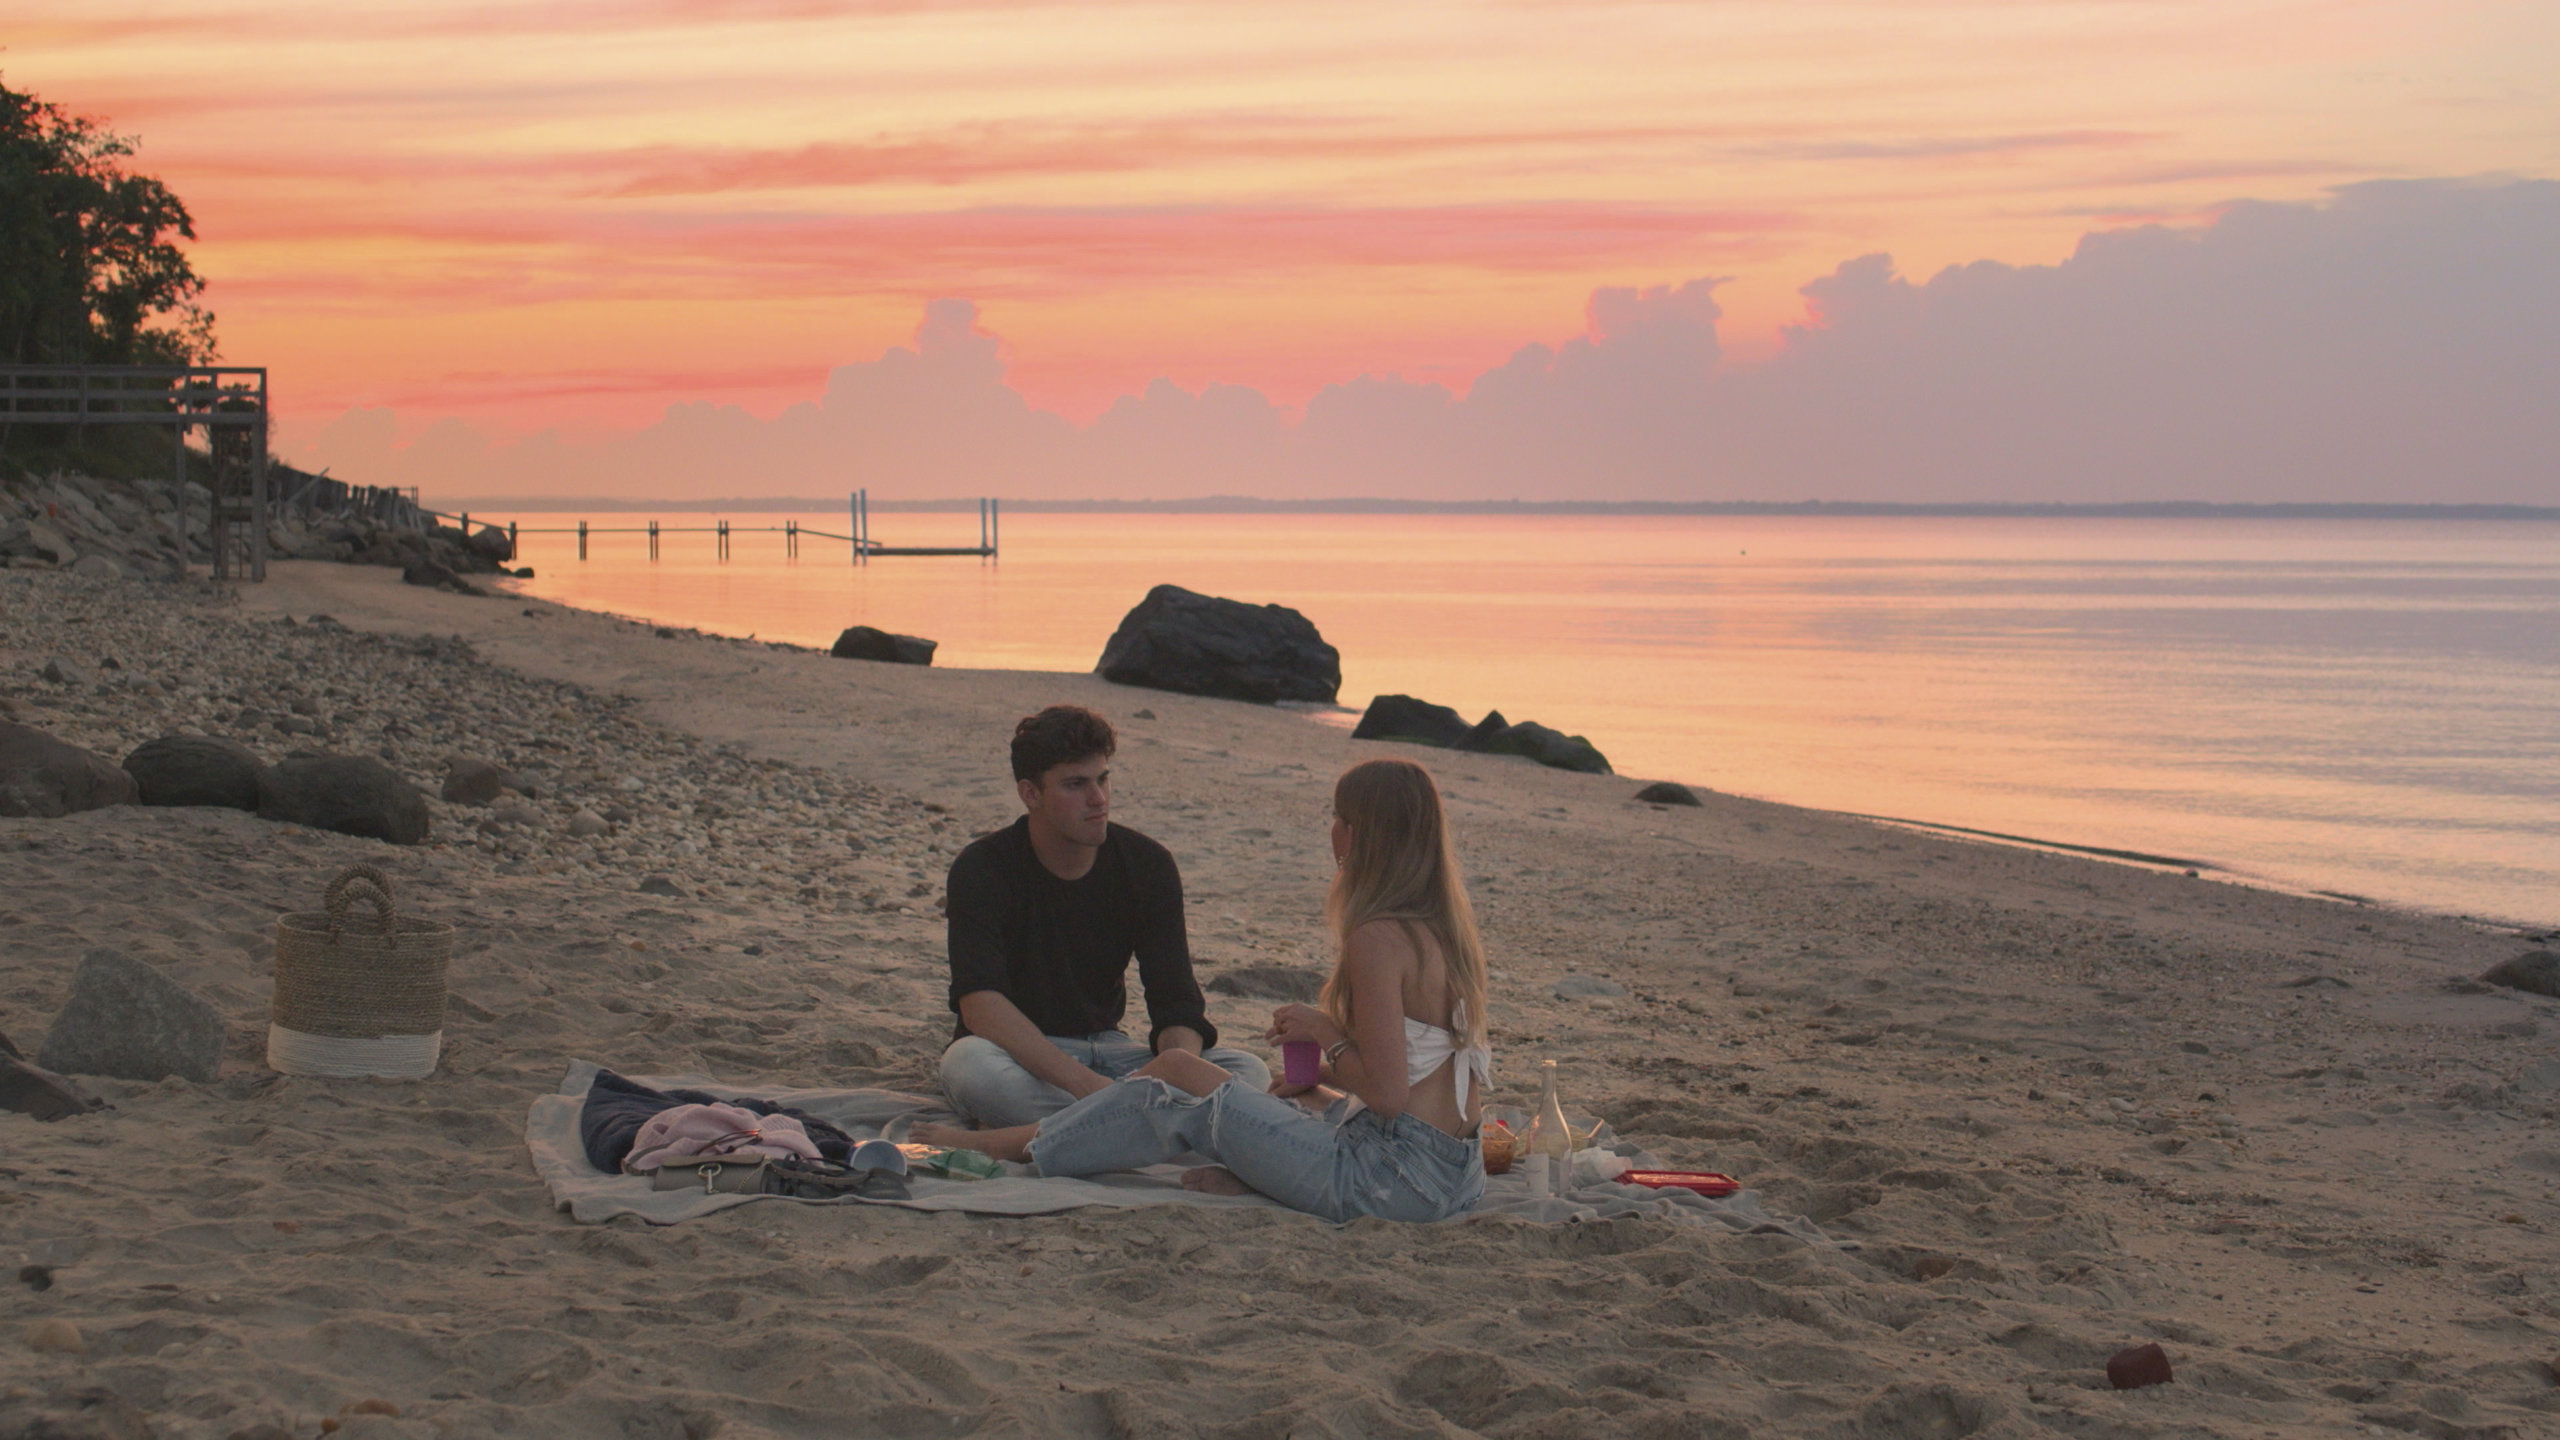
[527,1059,1845,1244]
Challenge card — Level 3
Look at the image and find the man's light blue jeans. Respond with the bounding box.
[939,1031,1271,1129]
[1027,1078,1484,1224]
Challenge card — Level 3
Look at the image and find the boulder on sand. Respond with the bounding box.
[1479,721,1610,774]
[831,626,937,665]
[2105,1343,2174,1390]
[1632,781,1701,806]
[2483,951,2560,999]
[35,947,227,1084]
[122,734,265,810]
[1452,711,1509,753]
[258,753,432,844]
[401,560,484,596]
[440,755,525,806]
[1352,694,1472,748]
[1096,584,1340,704]
[1453,713,1611,774]
[0,720,139,818]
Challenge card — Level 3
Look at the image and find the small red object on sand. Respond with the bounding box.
[1616,1170,1740,1197]
[2107,1343,2174,1389]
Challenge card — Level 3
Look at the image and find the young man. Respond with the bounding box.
[939,704,1270,1128]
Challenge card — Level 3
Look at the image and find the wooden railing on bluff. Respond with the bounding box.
[0,364,271,581]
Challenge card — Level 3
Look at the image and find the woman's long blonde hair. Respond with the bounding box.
[1318,758,1490,1050]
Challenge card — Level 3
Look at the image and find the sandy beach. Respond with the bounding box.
[4,558,2557,1439]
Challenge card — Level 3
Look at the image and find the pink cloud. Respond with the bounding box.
[299,179,2560,507]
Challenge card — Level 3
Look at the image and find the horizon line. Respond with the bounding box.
[424,496,2560,520]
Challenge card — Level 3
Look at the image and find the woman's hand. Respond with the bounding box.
[1264,1003,1344,1049]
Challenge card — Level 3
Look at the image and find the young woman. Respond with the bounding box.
[913,757,1492,1223]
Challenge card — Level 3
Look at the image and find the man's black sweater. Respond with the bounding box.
[944,816,1217,1050]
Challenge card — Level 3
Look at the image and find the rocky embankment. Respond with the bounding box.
[0,468,510,585]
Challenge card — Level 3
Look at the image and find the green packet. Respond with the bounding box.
[898,1144,1004,1181]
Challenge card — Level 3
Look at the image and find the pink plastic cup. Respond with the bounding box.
[1282,1040,1321,1087]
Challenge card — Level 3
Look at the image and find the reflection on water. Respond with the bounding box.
[499,513,2560,926]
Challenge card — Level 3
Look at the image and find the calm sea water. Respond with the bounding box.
[493,512,2559,927]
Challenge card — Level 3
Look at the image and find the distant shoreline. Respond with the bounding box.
[427,496,2560,520]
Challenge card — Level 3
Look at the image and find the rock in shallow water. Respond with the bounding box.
[257,753,432,844]
[123,734,265,810]
[1352,694,1472,748]
[36,948,227,1084]
[0,720,138,818]
[1474,719,1611,775]
[1095,584,1339,704]
[830,625,937,665]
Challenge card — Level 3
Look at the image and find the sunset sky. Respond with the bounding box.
[12,1,2558,498]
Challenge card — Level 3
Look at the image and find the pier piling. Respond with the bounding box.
[430,494,997,564]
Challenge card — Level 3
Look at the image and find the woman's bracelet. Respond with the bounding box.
[1324,1039,1355,1069]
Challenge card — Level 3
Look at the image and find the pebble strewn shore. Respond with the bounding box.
[0,568,958,914]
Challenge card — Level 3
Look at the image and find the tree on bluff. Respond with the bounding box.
[0,77,215,366]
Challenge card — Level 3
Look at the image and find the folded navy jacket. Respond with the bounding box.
[579,1067,859,1172]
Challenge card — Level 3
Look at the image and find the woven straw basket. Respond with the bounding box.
[269,865,454,1079]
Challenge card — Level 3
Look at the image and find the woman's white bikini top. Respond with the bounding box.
[1350,1002,1493,1116]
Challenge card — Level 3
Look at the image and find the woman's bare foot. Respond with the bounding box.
[1181,1166,1254,1197]
[912,1120,1037,1163]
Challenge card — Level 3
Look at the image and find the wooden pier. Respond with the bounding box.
[436,491,998,564]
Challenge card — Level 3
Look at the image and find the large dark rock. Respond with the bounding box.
[1632,781,1701,806]
[0,720,138,818]
[1447,710,1611,774]
[1352,694,1472,748]
[1451,710,1509,752]
[36,948,226,1084]
[401,560,484,596]
[122,734,265,810]
[1097,585,1340,704]
[1478,720,1613,775]
[831,625,937,665]
[258,753,432,844]
[2483,951,2560,999]
[465,524,516,564]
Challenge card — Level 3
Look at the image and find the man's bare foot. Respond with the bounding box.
[1181,1166,1254,1197]
[913,1120,1037,1163]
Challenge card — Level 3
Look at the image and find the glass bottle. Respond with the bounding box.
[1527,1059,1571,1197]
